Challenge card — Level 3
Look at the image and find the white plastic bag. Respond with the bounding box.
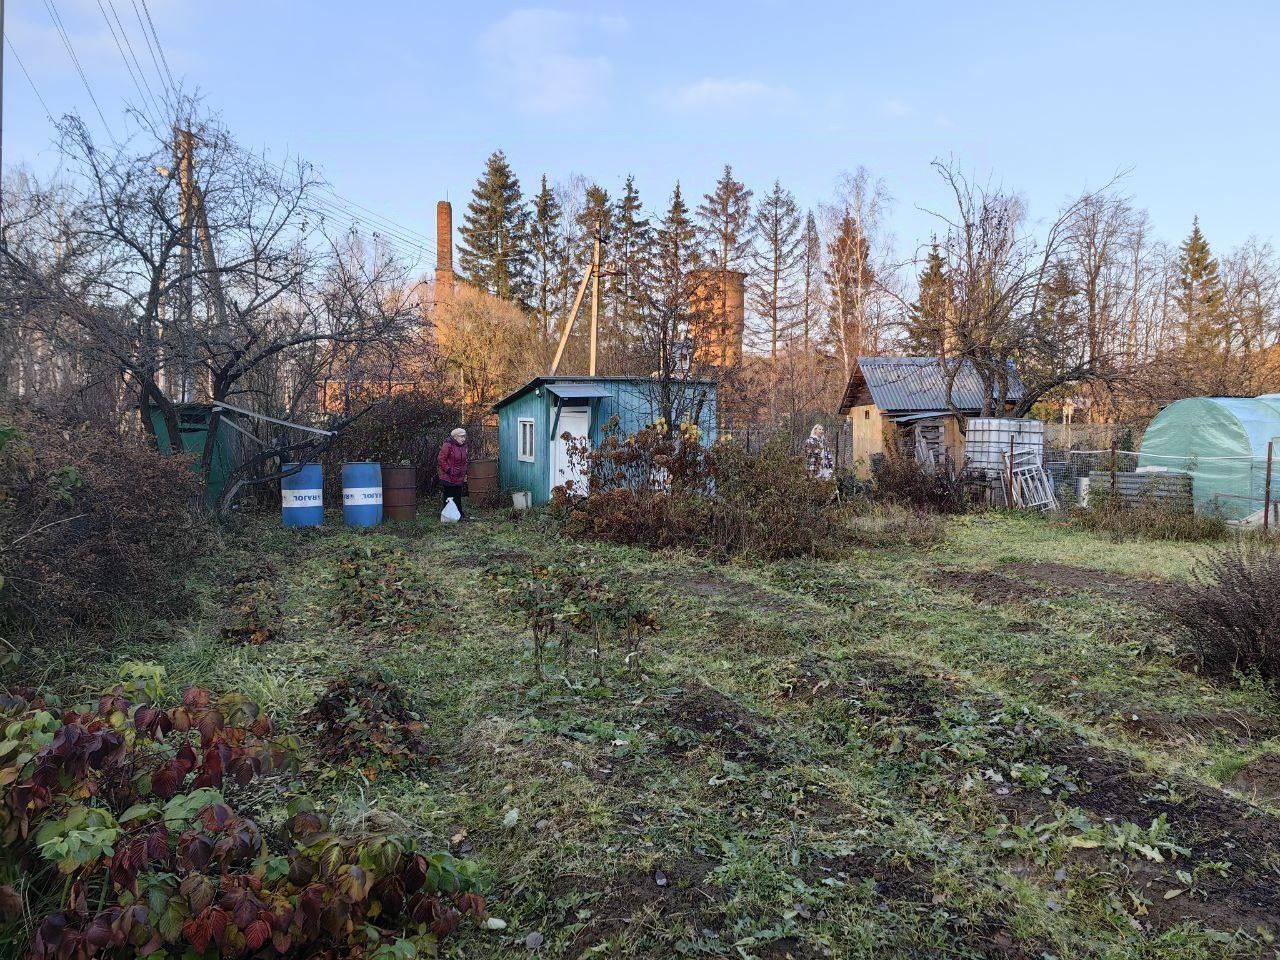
[441,497,461,523]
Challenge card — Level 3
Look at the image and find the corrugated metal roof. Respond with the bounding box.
[841,357,1024,414]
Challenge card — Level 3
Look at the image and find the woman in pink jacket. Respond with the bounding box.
[437,427,470,520]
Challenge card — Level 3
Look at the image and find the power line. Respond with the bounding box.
[105,0,166,121]
[129,0,171,106]
[137,0,176,94]
[95,0,164,130]
[6,36,55,122]
[42,0,114,137]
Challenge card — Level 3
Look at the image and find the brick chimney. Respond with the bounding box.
[434,200,454,309]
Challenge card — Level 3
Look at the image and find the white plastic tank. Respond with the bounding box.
[964,418,1045,473]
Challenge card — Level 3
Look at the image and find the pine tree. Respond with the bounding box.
[1174,218,1227,356]
[528,174,569,342]
[749,180,803,359]
[457,150,531,307]
[696,164,754,273]
[906,242,951,354]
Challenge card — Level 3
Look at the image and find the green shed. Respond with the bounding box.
[149,404,246,506]
[1137,396,1280,521]
[493,376,718,506]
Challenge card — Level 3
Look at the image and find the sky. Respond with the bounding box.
[6,0,1280,273]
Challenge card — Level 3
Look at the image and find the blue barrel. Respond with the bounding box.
[281,463,324,527]
[342,462,383,527]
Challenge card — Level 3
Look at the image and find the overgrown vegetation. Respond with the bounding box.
[301,672,431,776]
[0,408,204,633]
[553,419,839,559]
[1068,487,1228,542]
[0,665,484,959]
[857,451,968,514]
[1162,541,1280,681]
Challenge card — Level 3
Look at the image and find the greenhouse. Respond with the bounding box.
[1138,396,1280,521]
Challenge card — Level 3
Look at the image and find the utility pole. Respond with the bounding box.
[589,230,601,377]
[175,127,196,401]
[1,0,6,243]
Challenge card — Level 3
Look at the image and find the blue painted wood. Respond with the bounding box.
[496,378,718,505]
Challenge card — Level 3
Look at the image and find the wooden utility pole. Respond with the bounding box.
[550,266,592,376]
[175,127,196,402]
[589,232,601,377]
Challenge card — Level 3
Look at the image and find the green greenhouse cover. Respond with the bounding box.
[1138,396,1280,520]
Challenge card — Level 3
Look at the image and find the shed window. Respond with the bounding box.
[518,418,536,462]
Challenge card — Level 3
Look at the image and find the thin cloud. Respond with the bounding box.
[480,9,624,115]
[671,77,785,111]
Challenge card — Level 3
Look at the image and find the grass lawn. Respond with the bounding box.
[23,509,1280,959]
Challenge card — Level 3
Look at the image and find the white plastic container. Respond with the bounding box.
[511,491,531,510]
[964,418,1046,473]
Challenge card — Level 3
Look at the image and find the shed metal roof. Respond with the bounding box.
[492,375,717,411]
[546,382,614,400]
[839,357,1024,415]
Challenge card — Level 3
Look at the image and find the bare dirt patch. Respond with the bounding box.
[665,684,778,764]
[998,561,1175,602]
[1228,753,1280,806]
[996,739,1280,938]
[933,568,1042,605]
[550,856,721,958]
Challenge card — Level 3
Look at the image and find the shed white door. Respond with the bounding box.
[552,406,591,494]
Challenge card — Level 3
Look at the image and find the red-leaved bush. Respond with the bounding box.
[0,673,485,959]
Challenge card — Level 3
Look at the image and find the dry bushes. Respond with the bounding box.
[320,392,469,503]
[1070,488,1227,542]
[0,406,203,632]
[1161,542,1280,681]
[553,422,838,560]
[862,452,967,514]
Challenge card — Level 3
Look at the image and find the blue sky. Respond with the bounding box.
[6,0,1278,269]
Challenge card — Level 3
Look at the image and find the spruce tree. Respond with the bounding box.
[640,184,701,394]
[458,150,531,307]
[749,180,803,359]
[696,164,754,273]
[906,242,951,354]
[798,212,822,351]
[609,175,652,357]
[1174,218,1227,356]
[528,174,569,342]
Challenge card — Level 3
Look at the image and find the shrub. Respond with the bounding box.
[1160,542,1280,681]
[319,393,473,504]
[863,452,967,514]
[1069,488,1227,542]
[490,563,657,682]
[0,665,484,959]
[0,406,204,633]
[301,672,430,775]
[553,421,839,560]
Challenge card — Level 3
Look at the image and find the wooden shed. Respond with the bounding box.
[838,357,1024,475]
[494,376,718,505]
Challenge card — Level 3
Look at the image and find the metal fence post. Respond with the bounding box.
[1266,440,1274,533]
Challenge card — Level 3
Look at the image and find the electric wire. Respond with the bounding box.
[105,0,167,121]
[6,36,56,122]
[42,0,114,137]
[138,0,177,94]
[129,0,172,109]
[95,0,165,131]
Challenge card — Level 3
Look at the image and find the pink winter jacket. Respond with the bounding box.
[437,438,469,485]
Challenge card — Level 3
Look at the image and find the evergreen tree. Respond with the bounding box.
[826,210,875,376]
[749,180,803,359]
[696,164,754,273]
[640,184,702,405]
[798,212,822,351]
[906,242,951,354]
[457,150,531,307]
[528,174,569,342]
[1174,218,1227,356]
[609,175,653,359]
